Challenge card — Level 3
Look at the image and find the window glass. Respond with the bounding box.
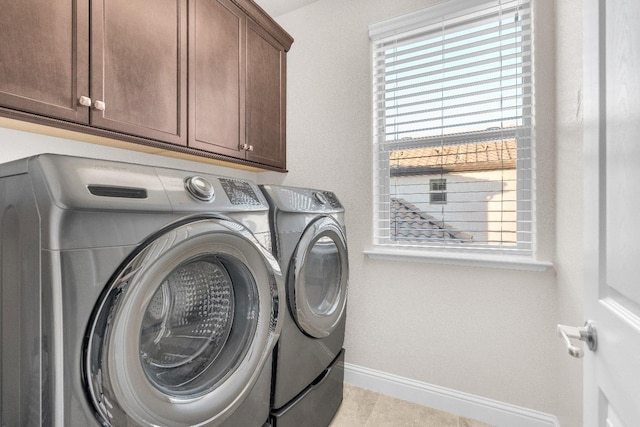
[371,0,533,254]
[139,255,257,396]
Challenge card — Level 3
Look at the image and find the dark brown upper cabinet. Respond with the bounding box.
[189,0,245,158]
[90,0,188,145]
[190,0,291,170]
[0,0,187,145]
[0,0,291,171]
[0,0,90,123]
[245,19,287,169]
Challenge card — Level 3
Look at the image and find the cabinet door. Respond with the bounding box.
[246,19,287,169]
[0,0,89,123]
[90,0,187,145]
[189,0,245,158]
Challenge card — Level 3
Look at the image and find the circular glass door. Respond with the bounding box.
[289,216,348,338]
[138,254,253,397]
[85,217,283,426]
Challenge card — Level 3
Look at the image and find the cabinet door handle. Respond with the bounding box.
[78,96,92,107]
[247,145,254,152]
[94,100,106,111]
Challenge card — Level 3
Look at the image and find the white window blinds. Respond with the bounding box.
[370,0,533,255]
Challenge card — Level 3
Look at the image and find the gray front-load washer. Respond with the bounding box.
[260,185,348,427]
[0,154,284,427]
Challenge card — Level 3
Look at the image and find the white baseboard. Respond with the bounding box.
[344,363,560,427]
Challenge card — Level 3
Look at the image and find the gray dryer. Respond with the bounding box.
[260,185,348,427]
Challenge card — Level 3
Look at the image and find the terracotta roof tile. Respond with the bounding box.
[390,198,473,243]
[390,139,516,174]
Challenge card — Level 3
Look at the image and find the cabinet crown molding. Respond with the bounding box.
[232,0,294,51]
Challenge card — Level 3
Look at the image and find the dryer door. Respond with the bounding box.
[85,217,283,426]
[289,216,348,338]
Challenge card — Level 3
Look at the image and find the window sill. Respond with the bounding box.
[363,247,553,272]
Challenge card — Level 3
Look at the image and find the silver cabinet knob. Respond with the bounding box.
[94,100,106,111]
[247,145,254,152]
[557,321,597,358]
[78,96,92,107]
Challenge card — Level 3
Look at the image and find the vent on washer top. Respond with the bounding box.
[219,178,262,206]
[88,185,148,199]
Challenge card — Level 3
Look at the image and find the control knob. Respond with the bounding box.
[185,176,215,202]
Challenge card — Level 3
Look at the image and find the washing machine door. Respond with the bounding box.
[85,216,283,427]
[289,215,348,338]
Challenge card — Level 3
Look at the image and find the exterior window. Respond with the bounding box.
[370,0,533,254]
[430,179,447,204]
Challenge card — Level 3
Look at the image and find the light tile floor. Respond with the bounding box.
[328,384,495,427]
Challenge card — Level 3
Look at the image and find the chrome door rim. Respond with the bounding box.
[84,216,283,426]
[289,216,348,338]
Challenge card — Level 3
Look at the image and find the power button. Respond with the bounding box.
[185,176,215,202]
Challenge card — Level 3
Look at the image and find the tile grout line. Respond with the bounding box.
[362,391,382,427]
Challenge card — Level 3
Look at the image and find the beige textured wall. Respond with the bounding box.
[553,0,585,424]
[261,0,584,426]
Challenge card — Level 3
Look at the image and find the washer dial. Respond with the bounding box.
[185,176,215,202]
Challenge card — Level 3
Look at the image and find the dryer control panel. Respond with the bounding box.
[260,185,343,214]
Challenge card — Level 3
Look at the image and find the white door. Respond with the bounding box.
[582,0,640,425]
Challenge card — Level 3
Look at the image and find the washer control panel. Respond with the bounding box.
[219,178,262,206]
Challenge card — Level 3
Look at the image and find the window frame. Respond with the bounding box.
[367,0,549,270]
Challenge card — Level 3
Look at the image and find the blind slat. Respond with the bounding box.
[378,47,531,89]
[372,1,531,49]
[378,76,532,108]
[381,85,532,119]
[375,24,531,73]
